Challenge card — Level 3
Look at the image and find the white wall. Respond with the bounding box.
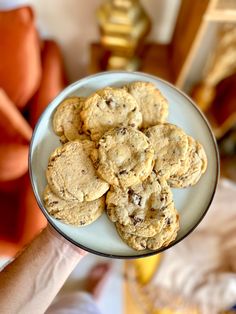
[0,0,180,82]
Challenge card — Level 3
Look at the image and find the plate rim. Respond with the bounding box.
[29,70,220,259]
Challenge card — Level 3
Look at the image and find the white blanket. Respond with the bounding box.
[152,179,236,313]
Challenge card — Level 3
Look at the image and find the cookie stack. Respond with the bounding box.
[44,82,207,251]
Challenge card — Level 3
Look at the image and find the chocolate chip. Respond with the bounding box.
[81,169,86,174]
[132,194,142,206]
[105,99,111,105]
[106,98,116,109]
[118,127,128,135]
[49,201,58,205]
[132,107,137,112]
[166,217,172,226]
[160,206,167,212]
[133,217,143,225]
[128,189,142,206]
[93,160,99,169]
[60,138,67,144]
[119,170,127,175]
[123,104,126,108]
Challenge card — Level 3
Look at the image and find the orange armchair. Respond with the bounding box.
[0,6,67,257]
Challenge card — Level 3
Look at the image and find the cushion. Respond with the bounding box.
[0,6,41,109]
[29,40,67,127]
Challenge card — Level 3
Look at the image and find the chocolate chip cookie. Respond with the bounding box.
[80,87,142,141]
[144,123,189,179]
[124,81,168,128]
[53,96,88,142]
[116,204,179,251]
[92,127,154,188]
[44,185,105,226]
[46,140,109,202]
[168,136,207,188]
[106,173,174,237]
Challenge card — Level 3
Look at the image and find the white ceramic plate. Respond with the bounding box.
[29,71,219,259]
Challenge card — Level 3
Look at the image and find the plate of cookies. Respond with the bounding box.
[29,71,219,258]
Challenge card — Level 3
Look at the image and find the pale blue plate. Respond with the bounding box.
[29,71,219,259]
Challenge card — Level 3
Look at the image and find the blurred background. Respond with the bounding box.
[0,0,235,313]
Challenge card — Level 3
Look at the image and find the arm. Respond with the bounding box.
[0,225,86,314]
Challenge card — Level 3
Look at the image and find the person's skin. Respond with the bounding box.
[0,225,87,314]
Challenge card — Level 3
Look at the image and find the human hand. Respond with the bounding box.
[46,223,88,257]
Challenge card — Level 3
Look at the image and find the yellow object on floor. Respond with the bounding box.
[124,254,162,314]
[124,254,199,314]
[133,254,162,285]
